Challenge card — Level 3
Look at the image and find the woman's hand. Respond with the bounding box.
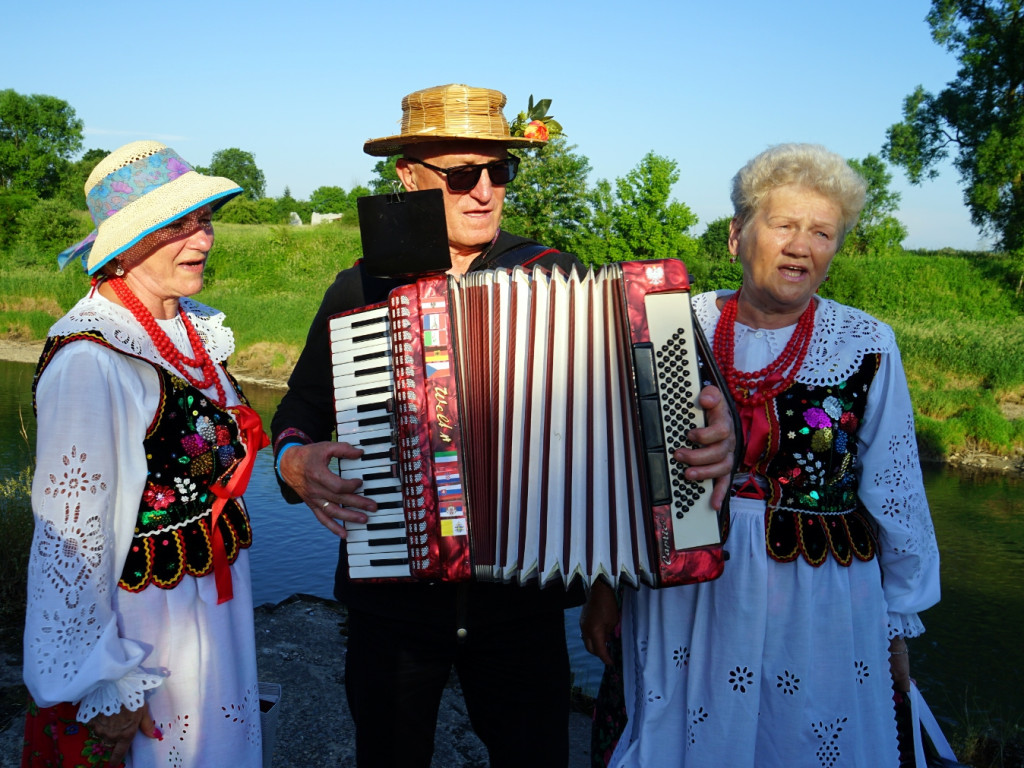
[278,441,378,537]
[581,580,620,667]
[889,637,911,693]
[90,702,160,765]
[675,385,737,510]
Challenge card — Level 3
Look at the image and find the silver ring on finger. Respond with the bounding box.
[321,500,330,508]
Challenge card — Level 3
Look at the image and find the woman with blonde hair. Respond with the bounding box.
[584,143,940,767]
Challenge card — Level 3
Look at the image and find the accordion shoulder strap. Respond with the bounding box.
[489,242,562,270]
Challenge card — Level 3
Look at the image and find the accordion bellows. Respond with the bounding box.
[330,260,731,589]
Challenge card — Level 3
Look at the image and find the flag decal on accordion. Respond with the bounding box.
[441,518,468,537]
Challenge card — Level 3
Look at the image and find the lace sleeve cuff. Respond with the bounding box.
[887,611,926,640]
[76,668,165,723]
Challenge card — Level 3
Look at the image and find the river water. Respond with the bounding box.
[3,359,1022,725]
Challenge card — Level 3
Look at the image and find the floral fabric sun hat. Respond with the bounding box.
[363,84,548,157]
[58,140,243,275]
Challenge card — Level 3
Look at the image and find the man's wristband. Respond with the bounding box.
[275,442,302,482]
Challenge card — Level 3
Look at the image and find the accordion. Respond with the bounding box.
[329,259,731,589]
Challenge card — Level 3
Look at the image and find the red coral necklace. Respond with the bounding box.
[109,276,226,406]
[712,289,815,406]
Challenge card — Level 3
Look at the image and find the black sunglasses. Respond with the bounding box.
[404,155,520,192]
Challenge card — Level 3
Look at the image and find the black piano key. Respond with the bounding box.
[633,344,658,398]
[369,556,410,567]
[354,384,393,398]
[366,536,409,548]
[645,448,671,506]
[640,399,666,451]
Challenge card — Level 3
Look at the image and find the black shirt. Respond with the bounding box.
[271,231,584,622]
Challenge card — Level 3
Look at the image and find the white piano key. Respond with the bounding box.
[346,511,407,530]
[360,476,401,493]
[331,354,391,378]
[338,452,395,470]
[348,551,411,568]
[347,540,409,557]
[329,307,388,337]
[336,409,392,435]
[333,367,393,389]
[348,562,412,579]
[333,388,394,412]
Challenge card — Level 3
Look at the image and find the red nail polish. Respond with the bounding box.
[154,727,164,741]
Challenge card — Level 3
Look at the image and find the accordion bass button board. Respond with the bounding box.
[329,259,732,589]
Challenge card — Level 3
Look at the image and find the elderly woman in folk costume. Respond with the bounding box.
[22,141,267,768]
[583,143,941,767]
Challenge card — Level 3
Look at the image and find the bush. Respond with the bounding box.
[14,198,91,267]
[698,216,733,261]
[0,190,38,251]
[0,467,33,626]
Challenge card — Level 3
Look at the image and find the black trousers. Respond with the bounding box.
[345,599,571,768]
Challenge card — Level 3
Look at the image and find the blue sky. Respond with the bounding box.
[3,0,989,250]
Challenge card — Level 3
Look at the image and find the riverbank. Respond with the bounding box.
[0,595,593,768]
[2,339,1021,477]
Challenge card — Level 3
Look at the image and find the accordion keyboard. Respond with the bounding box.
[330,306,412,579]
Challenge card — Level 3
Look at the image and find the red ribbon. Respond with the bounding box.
[208,405,270,604]
[734,402,770,500]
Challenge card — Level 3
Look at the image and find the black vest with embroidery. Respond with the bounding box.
[35,332,253,591]
[747,353,882,566]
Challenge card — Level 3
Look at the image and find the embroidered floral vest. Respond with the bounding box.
[748,353,881,567]
[35,332,253,592]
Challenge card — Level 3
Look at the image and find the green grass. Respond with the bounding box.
[200,222,363,349]
[819,250,1024,457]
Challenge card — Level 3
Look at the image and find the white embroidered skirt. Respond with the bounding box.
[611,497,900,768]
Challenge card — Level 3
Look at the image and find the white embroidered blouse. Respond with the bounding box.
[693,291,941,638]
[25,290,244,721]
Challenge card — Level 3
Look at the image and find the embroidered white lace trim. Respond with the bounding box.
[48,291,236,368]
[692,291,896,386]
[77,669,165,723]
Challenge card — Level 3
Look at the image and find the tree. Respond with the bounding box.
[0,89,83,197]
[347,185,371,210]
[310,185,350,212]
[575,179,622,266]
[844,154,908,254]
[203,148,265,200]
[699,216,734,261]
[369,157,399,195]
[883,0,1024,250]
[503,135,593,253]
[215,196,279,224]
[59,148,108,209]
[274,187,305,224]
[607,151,700,262]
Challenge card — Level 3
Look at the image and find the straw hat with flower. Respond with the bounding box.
[59,140,243,275]
[363,84,549,157]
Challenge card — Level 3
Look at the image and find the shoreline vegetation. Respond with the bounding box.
[3,222,1023,470]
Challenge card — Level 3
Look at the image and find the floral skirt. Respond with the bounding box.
[22,699,123,768]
